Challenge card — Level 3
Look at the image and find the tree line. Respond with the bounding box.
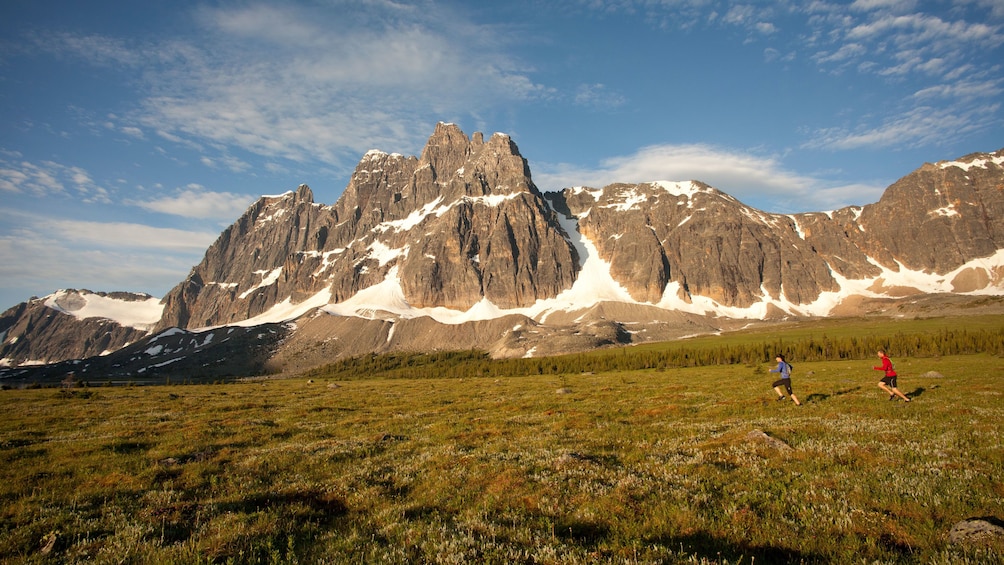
[302,326,1004,381]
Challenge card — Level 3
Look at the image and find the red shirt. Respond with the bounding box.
[873,356,897,377]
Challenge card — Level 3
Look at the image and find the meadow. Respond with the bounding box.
[1,317,1002,564]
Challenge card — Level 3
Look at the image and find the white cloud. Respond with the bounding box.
[0,231,192,291]
[0,167,31,194]
[82,2,550,170]
[913,78,1004,101]
[574,83,626,108]
[132,186,255,220]
[850,0,918,12]
[47,218,217,251]
[120,126,145,139]
[0,210,216,302]
[200,154,251,173]
[812,42,867,65]
[0,158,101,197]
[532,143,885,212]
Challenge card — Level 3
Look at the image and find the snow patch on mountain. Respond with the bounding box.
[219,287,334,329]
[239,267,283,299]
[932,205,959,217]
[938,154,1004,171]
[650,180,702,198]
[602,186,648,211]
[367,240,407,267]
[42,290,163,330]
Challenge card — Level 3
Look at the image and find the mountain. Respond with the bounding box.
[0,290,160,366]
[155,123,577,331]
[2,124,1003,381]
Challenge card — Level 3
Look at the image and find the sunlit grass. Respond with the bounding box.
[1,353,1001,563]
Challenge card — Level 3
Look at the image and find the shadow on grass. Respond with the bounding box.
[104,440,152,454]
[906,387,926,399]
[220,490,349,522]
[554,517,610,547]
[654,531,822,563]
[805,386,861,403]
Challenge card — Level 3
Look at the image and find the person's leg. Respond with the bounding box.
[777,380,796,404]
[784,380,800,405]
[878,381,893,397]
[891,386,911,402]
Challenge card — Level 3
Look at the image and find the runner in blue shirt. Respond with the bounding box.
[770,354,801,405]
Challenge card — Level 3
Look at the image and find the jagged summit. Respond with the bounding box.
[152,123,577,331]
[2,131,1003,371]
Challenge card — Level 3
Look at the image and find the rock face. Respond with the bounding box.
[156,123,578,329]
[551,148,1004,310]
[1,125,1003,373]
[857,156,1004,275]
[157,184,330,329]
[555,181,843,308]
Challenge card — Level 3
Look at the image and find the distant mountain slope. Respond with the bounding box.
[0,290,160,367]
[1,124,1002,375]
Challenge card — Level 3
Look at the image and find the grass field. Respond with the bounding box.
[1,328,1002,563]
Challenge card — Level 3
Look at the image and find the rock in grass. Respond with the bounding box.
[949,517,1004,543]
[39,531,57,555]
[746,429,793,451]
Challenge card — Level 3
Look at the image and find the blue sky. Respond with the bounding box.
[1,0,1002,309]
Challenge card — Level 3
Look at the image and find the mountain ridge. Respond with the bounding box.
[2,123,1002,376]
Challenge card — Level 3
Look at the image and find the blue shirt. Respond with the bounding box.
[770,361,791,378]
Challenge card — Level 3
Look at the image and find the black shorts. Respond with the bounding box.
[881,375,898,388]
[773,378,792,394]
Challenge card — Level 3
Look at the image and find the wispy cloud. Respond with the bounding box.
[581,0,1004,152]
[0,210,217,298]
[131,185,255,220]
[0,232,189,298]
[804,103,999,150]
[533,143,885,212]
[0,157,110,203]
[574,83,626,108]
[46,218,218,252]
[30,2,550,174]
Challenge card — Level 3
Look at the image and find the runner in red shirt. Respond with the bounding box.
[874,350,911,402]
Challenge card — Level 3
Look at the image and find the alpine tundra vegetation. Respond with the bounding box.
[1,317,1002,563]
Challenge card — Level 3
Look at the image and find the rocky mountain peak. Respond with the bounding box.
[150,123,579,329]
[294,183,314,202]
[419,122,473,180]
[414,122,536,198]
